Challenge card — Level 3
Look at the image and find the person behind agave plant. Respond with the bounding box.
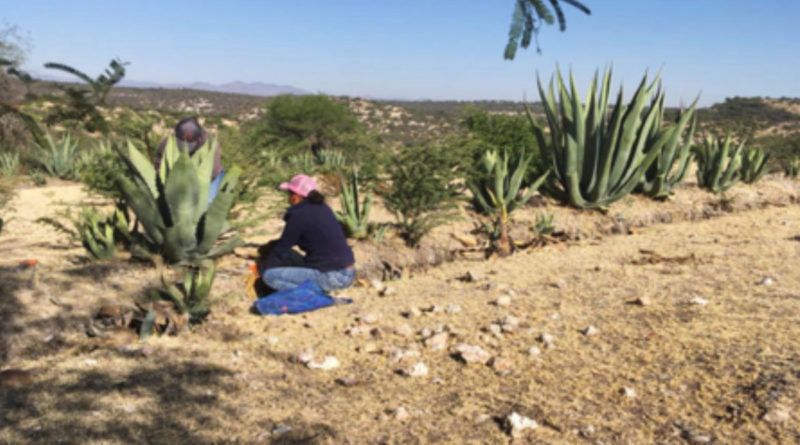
[258,174,356,293]
[156,117,224,202]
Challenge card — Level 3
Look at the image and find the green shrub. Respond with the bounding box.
[79,139,126,198]
[533,68,680,209]
[34,132,80,180]
[381,144,462,247]
[29,169,46,186]
[785,156,799,178]
[468,149,548,255]
[115,137,242,264]
[77,205,130,260]
[695,134,745,194]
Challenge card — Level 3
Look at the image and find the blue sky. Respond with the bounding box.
[3,0,799,106]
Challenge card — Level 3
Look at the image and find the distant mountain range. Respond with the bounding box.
[33,72,310,97]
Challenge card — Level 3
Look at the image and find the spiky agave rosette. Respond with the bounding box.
[116,136,242,264]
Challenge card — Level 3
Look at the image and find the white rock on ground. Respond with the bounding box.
[620,386,636,398]
[453,344,492,365]
[307,356,340,370]
[538,333,555,349]
[424,332,449,351]
[528,346,542,356]
[359,312,382,324]
[757,276,774,286]
[489,357,513,373]
[403,307,422,318]
[370,279,385,292]
[400,361,429,377]
[485,324,503,336]
[689,296,709,306]
[762,407,791,425]
[582,325,600,336]
[293,349,315,364]
[419,327,433,338]
[635,296,652,306]
[494,295,512,307]
[392,406,410,421]
[345,325,372,337]
[505,412,539,437]
[380,286,397,297]
[387,348,420,364]
[445,304,462,314]
[394,323,414,337]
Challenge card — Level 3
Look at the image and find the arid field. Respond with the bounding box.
[1,175,798,445]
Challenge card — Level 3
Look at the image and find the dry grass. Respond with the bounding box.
[1,179,799,444]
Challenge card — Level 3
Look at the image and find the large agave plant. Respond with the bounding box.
[468,149,548,255]
[638,103,698,199]
[532,68,684,209]
[116,136,242,264]
[35,132,80,180]
[695,134,744,194]
[740,147,770,184]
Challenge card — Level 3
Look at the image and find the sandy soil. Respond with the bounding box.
[1,178,799,444]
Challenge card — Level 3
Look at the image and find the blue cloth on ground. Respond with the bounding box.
[253,279,352,315]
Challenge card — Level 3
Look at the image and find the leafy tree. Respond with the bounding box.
[0,25,41,147]
[250,94,360,157]
[42,58,128,134]
[504,0,591,59]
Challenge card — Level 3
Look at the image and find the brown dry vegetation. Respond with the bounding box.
[1,173,799,444]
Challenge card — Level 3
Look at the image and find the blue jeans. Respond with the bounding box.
[209,170,225,203]
[263,266,355,293]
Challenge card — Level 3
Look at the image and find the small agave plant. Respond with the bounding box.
[78,205,130,260]
[335,169,372,239]
[35,132,80,180]
[740,147,770,184]
[695,134,745,194]
[116,136,242,264]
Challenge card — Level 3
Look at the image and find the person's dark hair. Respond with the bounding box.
[307,190,325,204]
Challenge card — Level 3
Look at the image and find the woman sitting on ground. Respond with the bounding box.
[258,174,356,293]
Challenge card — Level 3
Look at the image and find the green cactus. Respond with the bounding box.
[0,152,19,178]
[532,68,681,210]
[638,106,698,199]
[695,134,745,194]
[164,264,215,321]
[35,132,80,180]
[336,169,372,239]
[740,147,770,184]
[469,149,549,255]
[116,136,242,264]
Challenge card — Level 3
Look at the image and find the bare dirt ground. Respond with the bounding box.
[1,178,799,444]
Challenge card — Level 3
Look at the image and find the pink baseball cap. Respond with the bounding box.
[279,174,318,197]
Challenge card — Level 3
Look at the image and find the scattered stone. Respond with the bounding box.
[403,307,422,318]
[474,413,492,424]
[757,276,774,286]
[505,412,538,437]
[552,279,567,289]
[359,312,382,324]
[400,361,429,377]
[370,279,385,291]
[425,332,449,351]
[387,348,420,364]
[689,296,709,306]
[489,357,513,374]
[494,296,512,307]
[582,325,600,336]
[84,358,98,366]
[445,304,462,314]
[419,327,433,338]
[370,327,386,339]
[501,315,520,328]
[538,333,555,349]
[392,406,410,421]
[453,344,492,365]
[292,349,315,364]
[550,313,560,320]
[634,296,652,306]
[335,376,360,387]
[272,425,292,436]
[580,425,595,438]
[462,271,485,282]
[358,342,380,354]
[267,336,279,345]
[379,286,397,297]
[620,386,636,398]
[345,325,372,337]
[425,304,444,314]
[762,407,791,425]
[484,324,503,336]
[307,356,340,370]
[528,346,542,356]
[453,233,478,248]
[0,369,35,388]
[393,323,414,338]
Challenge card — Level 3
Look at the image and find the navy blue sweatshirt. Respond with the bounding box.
[262,200,355,272]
